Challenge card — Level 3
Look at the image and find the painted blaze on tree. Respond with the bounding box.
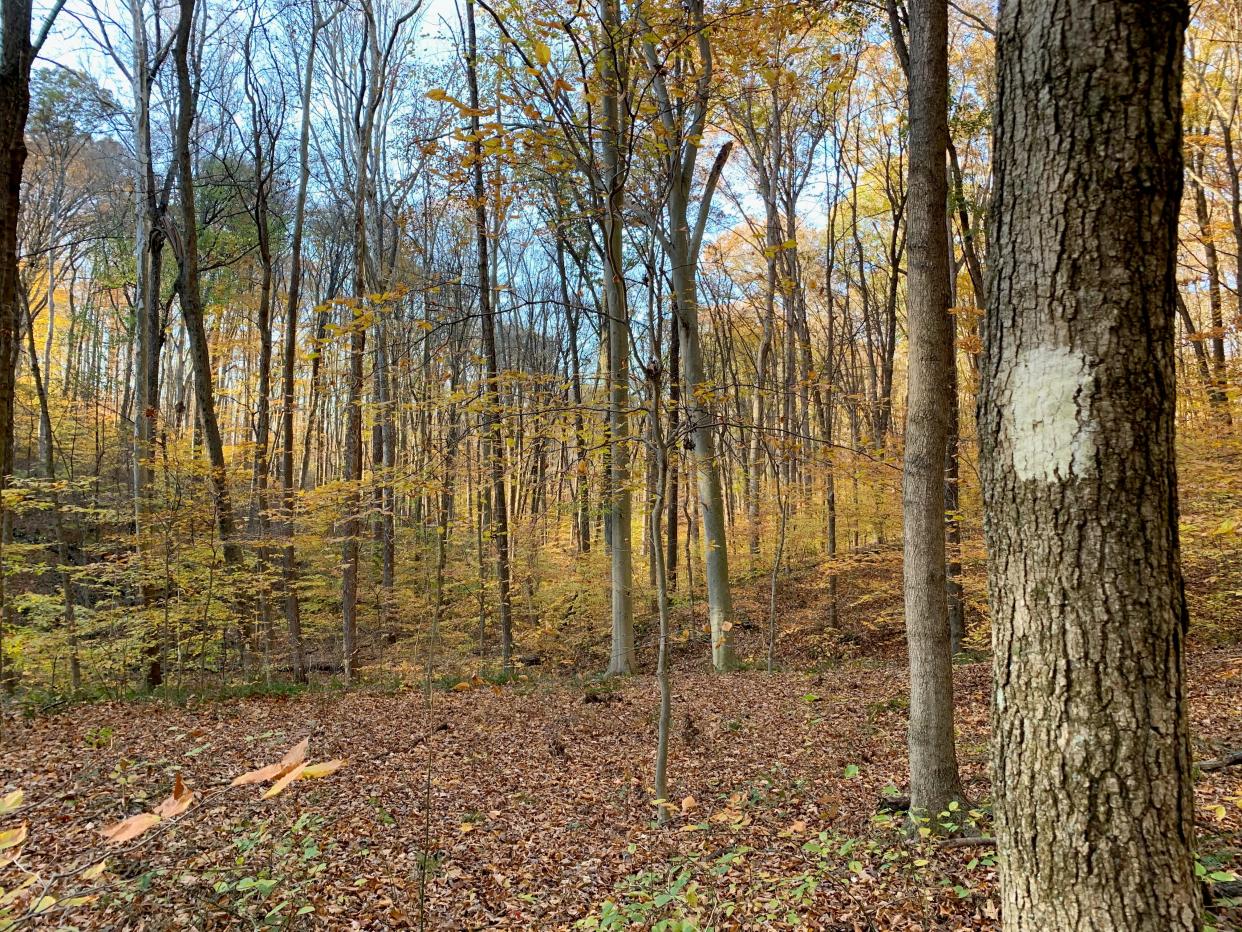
[981,0,1199,929]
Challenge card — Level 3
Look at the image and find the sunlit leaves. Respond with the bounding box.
[0,791,22,817]
[300,759,346,779]
[0,824,28,851]
[262,763,308,800]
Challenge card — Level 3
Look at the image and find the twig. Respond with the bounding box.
[1197,750,1242,773]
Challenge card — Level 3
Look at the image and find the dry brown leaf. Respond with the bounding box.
[280,737,310,768]
[152,774,195,819]
[101,812,161,844]
[230,762,286,786]
[231,737,310,786]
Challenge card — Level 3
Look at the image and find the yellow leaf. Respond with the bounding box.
[426,88,448,101]
[0,823,27,850]
[0,876,35,907]
[300,759,346,779]
[459,821,476,834]
[533,40,551,66]
[261,762,307,800]
[81,859,108,881]
[101,812,161,844]
[0,789,22,816]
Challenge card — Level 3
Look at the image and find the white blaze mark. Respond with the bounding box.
[1007,345,1096,482]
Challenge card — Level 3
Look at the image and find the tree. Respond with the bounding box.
[172,0,243,582]
[639,0,737,672]
[899,0,965,821]
[981,0,1199,927]
[465,0,514,672]
[0,0,66,502]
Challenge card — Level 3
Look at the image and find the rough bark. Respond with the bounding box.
[0,0,40,488]
[981,1,1199,928]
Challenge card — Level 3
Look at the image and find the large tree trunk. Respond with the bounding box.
[901,0,964,819]
[0,0,37,493]
[981,1,1198,928]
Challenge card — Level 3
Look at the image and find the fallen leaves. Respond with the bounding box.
[262,762,308,800]
[152,773,195,819]
[99,738,346,845]
[100,812,160,845]
[0,823,27,850]
[302,759,346,779]
[1,652,1237,929]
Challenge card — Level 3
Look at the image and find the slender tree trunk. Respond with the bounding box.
[1221,115,1242,324]
[278,4,325,685]
[1176,291,1215,401]
[646,369,672,823]
[23,299,79,690]
[600,0,633,676]
[174,0,242,579]
[666,320,679,590]
[1191,162,1230,420]
[467,0,513,672]
[901,0,964,819]
[982,2,1198,928]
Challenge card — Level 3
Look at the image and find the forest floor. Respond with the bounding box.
[3,641,1240,930]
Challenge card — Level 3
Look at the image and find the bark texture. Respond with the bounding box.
[902,0,964,818]
[982,1,1199,928]
[0,0,37,487]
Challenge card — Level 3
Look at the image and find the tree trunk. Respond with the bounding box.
[278,2,324,685]
[666,321,679,590]
[467,0,513,673]
[901,0,964,820]
[174,0,242,577]
[23,298,79,690]
[0,0,37,494]
[600,0,634,676]
[1190,162,1230,421]
[982,1,1198,928]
